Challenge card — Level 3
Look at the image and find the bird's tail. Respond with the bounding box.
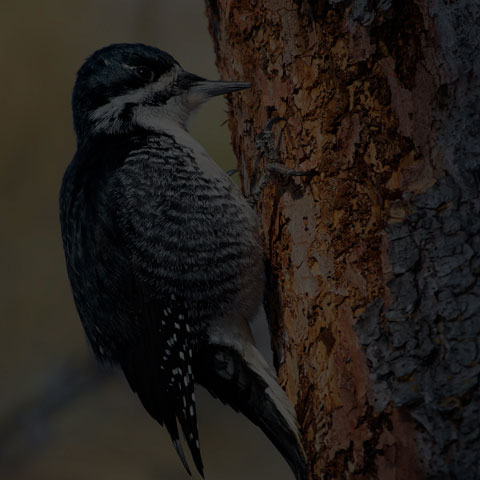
[194,341,307,480]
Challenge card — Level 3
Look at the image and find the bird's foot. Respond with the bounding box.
[248,117,311,204]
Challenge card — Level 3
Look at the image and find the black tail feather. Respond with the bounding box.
[194,343,307,480]
[172,437,191,476]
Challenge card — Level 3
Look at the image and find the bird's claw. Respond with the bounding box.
[249,117,309,205]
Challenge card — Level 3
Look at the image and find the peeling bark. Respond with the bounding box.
[205,1,480,478]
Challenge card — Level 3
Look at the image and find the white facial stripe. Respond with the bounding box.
[90,88,148,134]
[90,66,180,134]
[152,67,178,93]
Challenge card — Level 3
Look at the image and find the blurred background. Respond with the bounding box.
[0,1,291,479]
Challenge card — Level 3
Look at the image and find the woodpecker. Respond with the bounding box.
[60,43,306,479]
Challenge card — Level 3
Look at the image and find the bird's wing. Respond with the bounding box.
[106,151,204,477]
[61,136,204,475]
[119,290,202,477]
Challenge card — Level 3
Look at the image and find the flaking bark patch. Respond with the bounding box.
[205,0,480,478]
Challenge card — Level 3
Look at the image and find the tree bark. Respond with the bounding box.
[205,1,480,479]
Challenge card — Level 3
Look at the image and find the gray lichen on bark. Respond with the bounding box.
[323,0,393,25]
[355,1,480,477]
[357,176,480,478]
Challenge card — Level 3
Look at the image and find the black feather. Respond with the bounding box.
[195,344,307,480]
[60,131,207,473]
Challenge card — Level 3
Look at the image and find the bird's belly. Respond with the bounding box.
[131,182,262,324]
[119,139,264,326]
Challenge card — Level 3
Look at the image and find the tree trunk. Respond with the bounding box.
[204,1,480,479]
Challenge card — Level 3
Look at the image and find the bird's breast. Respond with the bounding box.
[118,134,263,321]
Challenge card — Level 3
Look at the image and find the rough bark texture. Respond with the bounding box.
[205,1,480,479]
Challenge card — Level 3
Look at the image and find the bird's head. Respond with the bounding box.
[72,43,250,142]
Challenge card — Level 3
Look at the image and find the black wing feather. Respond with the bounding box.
[60,133,204,476]
[121,292,203,477]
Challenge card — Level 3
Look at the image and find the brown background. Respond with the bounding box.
[0,1,291,479]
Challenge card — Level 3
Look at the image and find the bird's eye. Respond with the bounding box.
[134,66,155,82]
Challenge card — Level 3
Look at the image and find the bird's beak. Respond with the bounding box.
[192,79,251,97]
[178,72,250,99]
